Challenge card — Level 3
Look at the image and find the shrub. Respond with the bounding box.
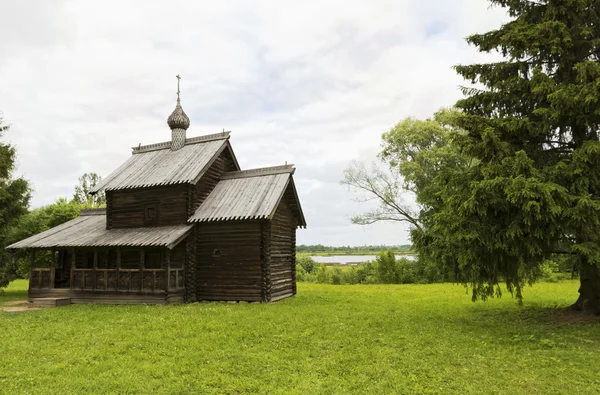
[297,255,317,274]
[315,264,331,284]
[331,267,343,285]
[342,266,359,285]
[355,260,377,284]
[539,260,561,283]
[375,250,399,284]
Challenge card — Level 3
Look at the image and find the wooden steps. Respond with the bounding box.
[30,297,71,307]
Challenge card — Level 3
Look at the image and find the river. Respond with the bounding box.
[310,254,416,265]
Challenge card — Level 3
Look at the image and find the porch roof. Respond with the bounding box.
[7,211,192,250]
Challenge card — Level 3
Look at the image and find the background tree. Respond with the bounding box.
[341,108,471,252]
[0,115,31,289]
[428,0,600,312]
[7,198,82,277]
[72,172,106,207]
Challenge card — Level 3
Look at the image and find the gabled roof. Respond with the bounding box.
[7,209,192,250]
[189,165,307,228]
[91,132,240,193]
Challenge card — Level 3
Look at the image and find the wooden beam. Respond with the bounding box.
[140,248,145,291]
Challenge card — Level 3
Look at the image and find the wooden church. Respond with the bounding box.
[8,80,306,305]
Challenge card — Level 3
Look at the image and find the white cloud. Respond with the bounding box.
[0,0,509,246]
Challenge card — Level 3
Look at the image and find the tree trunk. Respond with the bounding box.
[571,259,600,315]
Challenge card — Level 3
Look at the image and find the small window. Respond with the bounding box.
[212,249,222,258]
[144,205,158,224]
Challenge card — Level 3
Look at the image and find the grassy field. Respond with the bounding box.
[1,280,599,394]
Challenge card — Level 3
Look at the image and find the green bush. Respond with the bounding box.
[296,264,316,283]
[375,251,399,284]
[297,255,317,274]
[295,251,575,285]
[331,267,343,285]
[315,264,331,284]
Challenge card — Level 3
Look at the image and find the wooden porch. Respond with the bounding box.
[28,246,185,305]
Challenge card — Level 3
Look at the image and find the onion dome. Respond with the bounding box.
[167,100,190,130]
[167,74,190,130]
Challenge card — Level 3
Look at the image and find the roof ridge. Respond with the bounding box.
[221,164,295,180]
[80,208,107,216]
[132,131,231,154]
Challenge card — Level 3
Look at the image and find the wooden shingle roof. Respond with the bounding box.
[189,165,307,228]
[7,210,192,250]
[91,132,239,193]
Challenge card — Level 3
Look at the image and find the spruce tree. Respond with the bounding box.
[432,0,600,312]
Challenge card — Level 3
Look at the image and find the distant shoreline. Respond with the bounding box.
[302,251,415,257]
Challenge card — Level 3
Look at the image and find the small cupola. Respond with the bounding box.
[167,74,190,151]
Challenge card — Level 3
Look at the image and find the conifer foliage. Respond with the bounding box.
[427,0,600,312]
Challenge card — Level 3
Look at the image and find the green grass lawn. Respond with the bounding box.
[1,280,598,394]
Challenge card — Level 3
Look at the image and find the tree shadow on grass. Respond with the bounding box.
[0,287,28,304]
[465,302,600,329]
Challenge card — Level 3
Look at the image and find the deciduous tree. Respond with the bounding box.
[0,115,31,289]
[73,172,105,207]
[341,108,471,252]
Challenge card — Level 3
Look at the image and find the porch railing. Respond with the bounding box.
[29,268,54,289]
[70,268,184,292]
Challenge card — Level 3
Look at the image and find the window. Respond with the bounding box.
[144,205,158,224]
[212,249,222,258]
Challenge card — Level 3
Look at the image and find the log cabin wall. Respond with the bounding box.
[196,221,263,301]
[107,184,188,228]
[269,199,296,301]
[184,230,197,302]
[193,148,238,213]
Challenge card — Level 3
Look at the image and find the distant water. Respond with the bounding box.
[310,255,416,265]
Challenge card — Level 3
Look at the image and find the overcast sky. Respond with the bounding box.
[0,1,508,246]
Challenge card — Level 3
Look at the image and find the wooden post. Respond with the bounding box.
[71,249,76,290]
[166,249,171,292]
[50,248,56,289]
[116,247,121,292]
[28,250,32,290]
[104,250,108,291]
[140,248,145,291]
[29,250,38,289]
[93,248,98,291]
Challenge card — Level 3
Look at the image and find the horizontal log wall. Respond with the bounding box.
[108,184,188,228]
[196,221,262,301]
[269,199,296,300]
